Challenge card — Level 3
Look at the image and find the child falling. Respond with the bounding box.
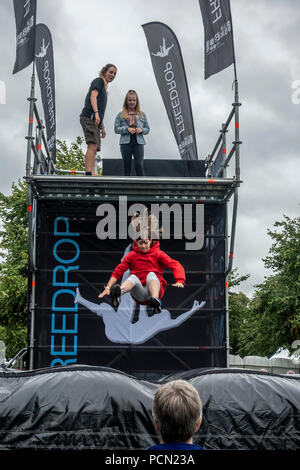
[98,211,185,314]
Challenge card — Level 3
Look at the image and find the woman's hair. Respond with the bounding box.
[129,210,162,242]
[121,90,142,119]
[152,380,202,443]
[99,64,117,87]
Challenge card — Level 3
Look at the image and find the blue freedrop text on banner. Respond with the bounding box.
[142,22,198,161]
[35,24,56,162]
[198,0,235,79]
[13,0,37,74]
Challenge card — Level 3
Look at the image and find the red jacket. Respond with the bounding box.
[111,241,185,298]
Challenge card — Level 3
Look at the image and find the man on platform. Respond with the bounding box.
[80,64,117,175]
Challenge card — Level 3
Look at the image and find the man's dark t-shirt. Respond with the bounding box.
[81,77,107,123]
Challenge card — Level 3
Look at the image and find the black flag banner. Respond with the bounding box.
[199,0,235,79]
[35,24,56,161]
[142,22,198,160]
[13,0,37,74]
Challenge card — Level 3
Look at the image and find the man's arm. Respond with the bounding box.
[90,89,100,127]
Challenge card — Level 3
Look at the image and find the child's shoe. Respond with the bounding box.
[110,284,121,312]
[148,296,162,314]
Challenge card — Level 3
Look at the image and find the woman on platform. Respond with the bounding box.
[114,90,150,176]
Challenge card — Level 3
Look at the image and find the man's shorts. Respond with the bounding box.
[80,115,101,151]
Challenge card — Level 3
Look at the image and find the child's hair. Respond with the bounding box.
[121,90,142,119]
[130,210,162,242]
[152,380,202,443]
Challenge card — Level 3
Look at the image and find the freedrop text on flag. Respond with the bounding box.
[142,22,198,161]
[35,24,56,161]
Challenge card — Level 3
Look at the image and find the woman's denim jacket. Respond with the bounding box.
[114,112,150,145]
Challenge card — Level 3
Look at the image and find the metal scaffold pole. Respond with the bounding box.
[26,62,36,178]
[25,62,37,370]
[225,62,242,366]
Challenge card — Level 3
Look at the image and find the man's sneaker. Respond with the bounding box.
[110,284,121,311]
[148,296,162,314]
[85,171,92,176]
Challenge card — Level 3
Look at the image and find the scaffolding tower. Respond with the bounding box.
[23,70,241,374]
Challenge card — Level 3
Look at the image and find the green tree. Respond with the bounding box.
[55,136,102,175]
[0,180,28,358]
[56,136,85,171]
[228,268,250,355]
[264,214,300,336]
[238,214,300,357]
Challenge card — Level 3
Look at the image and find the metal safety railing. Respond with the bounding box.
[25,69,241,182]
[5,347,29,370]
[205,79,241,183]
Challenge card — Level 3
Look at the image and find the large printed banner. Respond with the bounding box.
[198,0,235,79]
[13,0,37,74]
[32,199,226,373]
[35,24,56,161]
[142,22,198,160]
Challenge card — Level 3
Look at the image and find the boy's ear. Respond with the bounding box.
[153,419,160,433]
[195,416,202,432]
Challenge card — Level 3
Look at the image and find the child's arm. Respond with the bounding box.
[172,281,184,288]
[98,253,132,298]
[158,251,186,286]
[98,276,118,298]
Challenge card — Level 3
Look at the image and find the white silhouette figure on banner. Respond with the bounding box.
[75,245,205,344]
[152,37,174,58]
[35,38,50,58]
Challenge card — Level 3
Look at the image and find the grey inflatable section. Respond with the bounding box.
[0,366,299,450]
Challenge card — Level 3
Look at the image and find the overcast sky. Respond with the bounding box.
[0,0,299,296]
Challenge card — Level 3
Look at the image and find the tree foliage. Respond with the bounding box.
[228,268,251,355]
[237,215,300,357]
[0,180,28,358]
[55,136,102,175]
[55,136,85,171]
